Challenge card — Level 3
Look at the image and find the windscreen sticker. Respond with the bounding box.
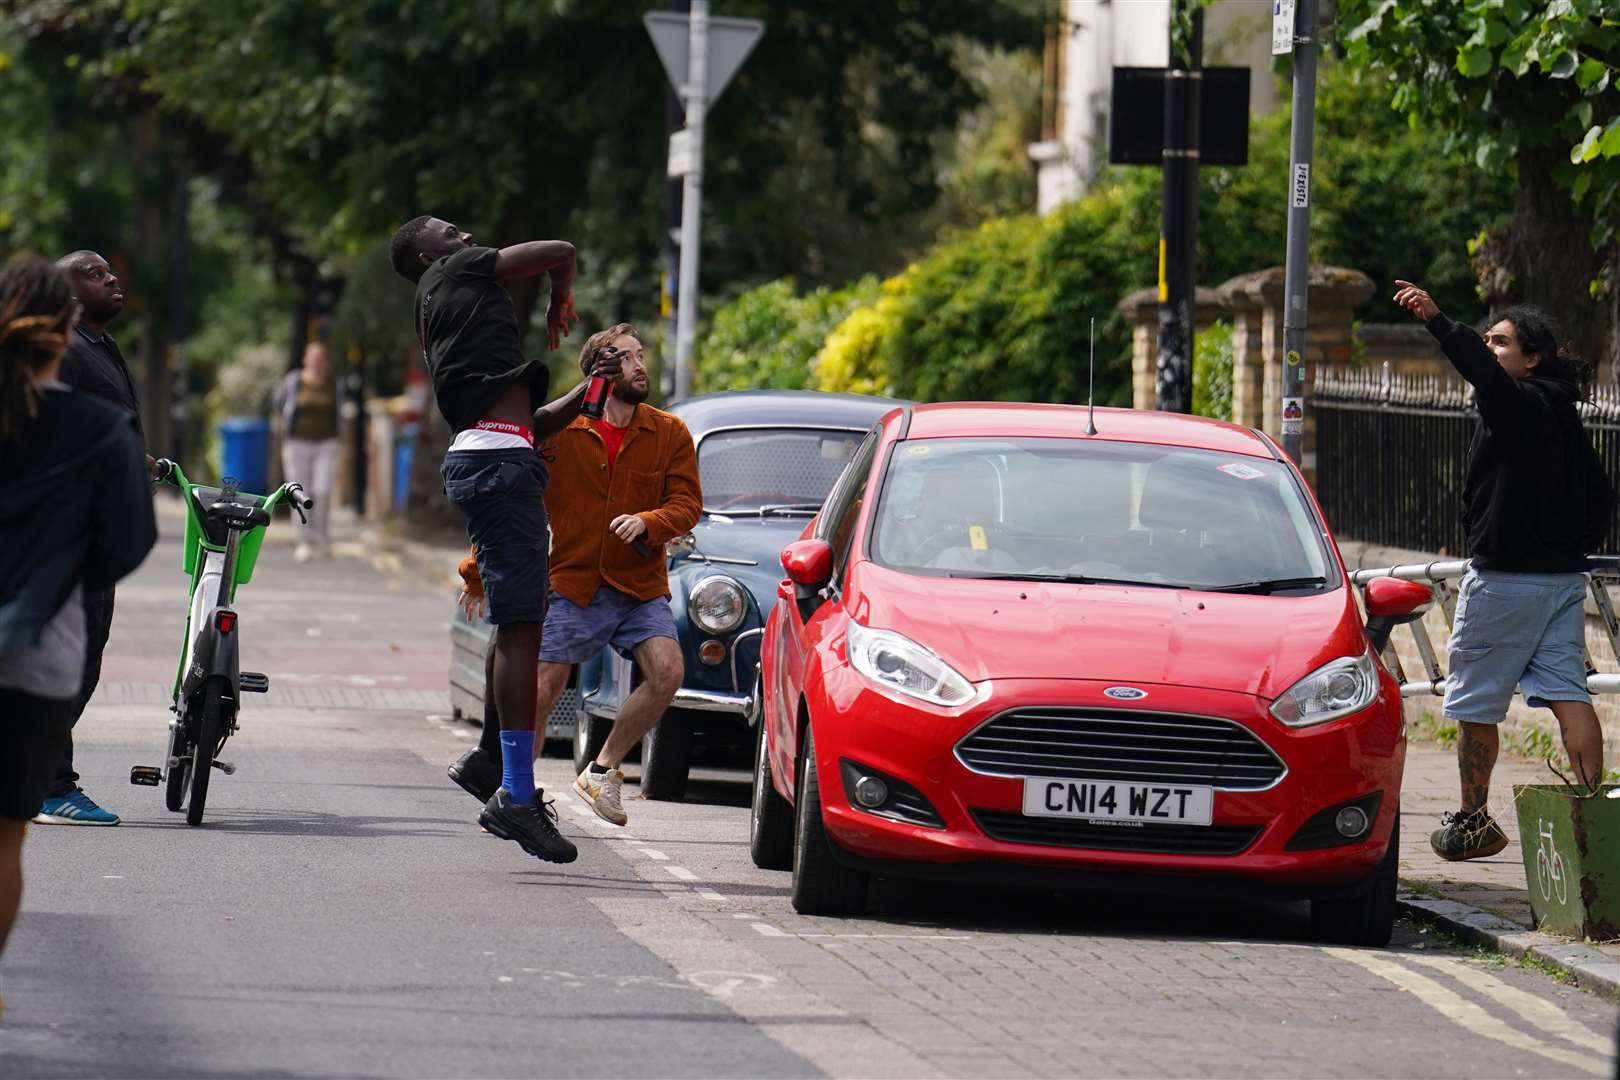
[1217,462,1265,481]
[969,525,989,551]
[906,445,931,454]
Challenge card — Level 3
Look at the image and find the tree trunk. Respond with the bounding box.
[1478,147,1611,379]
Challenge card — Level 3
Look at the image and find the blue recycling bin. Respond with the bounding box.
[394,423,419,509]
[217,416,270,495]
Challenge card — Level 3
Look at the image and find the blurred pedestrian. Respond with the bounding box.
[454,326,701,827]
[1394,280,1612,861]
[275,341,340,561]
[0,258,155,960]
[32,250,149,826]
[391,213,596,864]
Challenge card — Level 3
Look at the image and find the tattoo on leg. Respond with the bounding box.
[1458,727,1493,812]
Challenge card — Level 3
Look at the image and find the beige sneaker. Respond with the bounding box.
[573,766,627,826]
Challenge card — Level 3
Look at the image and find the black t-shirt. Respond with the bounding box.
[415,246,550,433]
[59,325,145,447]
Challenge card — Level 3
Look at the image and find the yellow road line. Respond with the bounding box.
[1324,948,1608,1077]
[1402,953,1612,1055]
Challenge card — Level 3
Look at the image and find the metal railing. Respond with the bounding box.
[1350,555,1620,699]
[1316,365,1620,553]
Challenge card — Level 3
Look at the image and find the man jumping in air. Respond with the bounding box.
[389,215,616,863]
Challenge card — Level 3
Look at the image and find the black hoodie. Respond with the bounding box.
[1426,313,1614,572]
[0,384,156,653]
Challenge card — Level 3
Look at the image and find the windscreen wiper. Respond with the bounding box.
[944,572,1178,589]
[756,503,822,516]
[1203,576,1329,595]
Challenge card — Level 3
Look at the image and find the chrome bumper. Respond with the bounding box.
[672,687,753,718]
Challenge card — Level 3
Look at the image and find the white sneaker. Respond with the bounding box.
[573,766,627,826]
[294,543,313,563]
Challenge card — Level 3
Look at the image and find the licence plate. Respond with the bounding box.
[1021,777,1213,826]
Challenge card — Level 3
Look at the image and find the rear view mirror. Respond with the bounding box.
[781,539,834,589]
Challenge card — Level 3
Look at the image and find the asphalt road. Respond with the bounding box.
[3,504,1616,1078]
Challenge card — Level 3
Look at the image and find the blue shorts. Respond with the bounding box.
[442,448,549,625]
[1443,566,1591,723]
[539,586,677,664]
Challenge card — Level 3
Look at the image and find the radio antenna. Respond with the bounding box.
[1086,316,1098,436]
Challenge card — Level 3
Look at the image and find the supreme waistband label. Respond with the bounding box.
[474,420,534,445]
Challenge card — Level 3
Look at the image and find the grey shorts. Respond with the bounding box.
[538,586,677,664]
[1443,566,1590,723]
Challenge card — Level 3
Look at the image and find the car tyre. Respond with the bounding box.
[749,718,793,870]
[639,712,691,801]
[572,711,610,776]
[790,727,868,916]
[1310,812,1398,947]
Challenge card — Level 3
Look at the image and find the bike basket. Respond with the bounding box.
[1512,783,1620,941]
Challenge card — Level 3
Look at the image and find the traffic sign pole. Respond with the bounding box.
[1280,0,1317,470]
[673,1,708,402]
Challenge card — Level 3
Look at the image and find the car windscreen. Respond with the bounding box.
[869,437,1335,593]
[698,428,867,514]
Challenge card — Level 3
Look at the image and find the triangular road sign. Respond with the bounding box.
[644,11,764,104]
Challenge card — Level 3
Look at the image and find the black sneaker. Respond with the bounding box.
[478,789,578,863]
[448,746,500,803]
[1429,809,1509,861]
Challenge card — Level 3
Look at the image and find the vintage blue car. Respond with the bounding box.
[573,389,901,798]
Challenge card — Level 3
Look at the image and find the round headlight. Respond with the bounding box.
[690,576,746,634]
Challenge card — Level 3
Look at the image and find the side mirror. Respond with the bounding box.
[1364,577,1432,621]
[669,532,697,559]
[781,539,834,589]
[1363,576,1433,656]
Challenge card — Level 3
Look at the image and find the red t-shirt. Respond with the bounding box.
[593,417,629,473]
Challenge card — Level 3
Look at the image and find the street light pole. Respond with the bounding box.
[1281,0,1319,467]
[1156,0,1202,414]
[673,0,709,403]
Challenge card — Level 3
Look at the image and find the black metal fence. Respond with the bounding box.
[1314,366,1620,554]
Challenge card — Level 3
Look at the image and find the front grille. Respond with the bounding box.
[973,810,1261,855]
[956,708,1284,790]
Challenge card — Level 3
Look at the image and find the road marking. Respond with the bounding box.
[751,923,789,937]
[798,932,974,941]
[731,913,758,919]
[101,875,124,880]
[1402,953,1612,1054]
[1325,949,1607,1076]
[698,890,726,902]
[636,848,669,861]
[665,866,699,882]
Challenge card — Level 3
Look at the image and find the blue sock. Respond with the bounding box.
[499,730,536,805]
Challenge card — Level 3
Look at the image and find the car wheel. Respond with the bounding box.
[573,711,609,776]
[790,727,868,916]
[640,712,691,801]
[1310,812,1399,947]
[749,718,793,870]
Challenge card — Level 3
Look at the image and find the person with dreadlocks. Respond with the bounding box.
[1395,280,1613,862]
[0,257,155,964]
[389,214,618,864]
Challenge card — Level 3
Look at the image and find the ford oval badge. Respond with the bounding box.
[1103,686,1148,701]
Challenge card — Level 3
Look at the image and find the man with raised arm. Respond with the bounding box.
[389,215,617,863]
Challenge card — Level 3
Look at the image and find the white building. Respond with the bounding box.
[1029,0,1283,213]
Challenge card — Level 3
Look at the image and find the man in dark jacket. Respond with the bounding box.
[32,250,148,826]
[1395,280,1612,861]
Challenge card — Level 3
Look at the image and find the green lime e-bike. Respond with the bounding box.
[129,459,312,825]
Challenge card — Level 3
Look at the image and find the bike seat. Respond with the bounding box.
[190,487,269,543]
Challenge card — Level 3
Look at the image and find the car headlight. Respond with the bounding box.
[845,620,975,707]
[1269,651,1380,728]
[690,576,746,635]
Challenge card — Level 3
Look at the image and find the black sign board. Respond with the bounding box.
[1107,66,1251,167]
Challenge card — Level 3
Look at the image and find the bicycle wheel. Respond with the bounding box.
[186,682,225,826]
[164,717,192,813]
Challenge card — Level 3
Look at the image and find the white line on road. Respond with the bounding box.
[636,848,669,861]
[1325,948,1607,1076]
[698,890,727,902]
[751,923,789,937]
[665,866,699,882]
[1402,953,1612,1054]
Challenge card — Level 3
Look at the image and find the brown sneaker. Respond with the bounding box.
[573,766,628,826]
[1429,809,1509,861]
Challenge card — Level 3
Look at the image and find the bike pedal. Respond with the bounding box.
[239,672,270,693]
[130,766,162,787]
[211,759,236,775]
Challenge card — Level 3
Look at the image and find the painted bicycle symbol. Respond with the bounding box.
[1534,818,1568,906]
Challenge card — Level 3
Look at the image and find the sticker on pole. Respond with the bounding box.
[1292,163,1310,208]
[1272,1,1296,56]
[1283,397,1303,421]
[1286,349,1303,367]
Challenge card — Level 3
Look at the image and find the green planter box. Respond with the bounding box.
[1512,784,1620,941]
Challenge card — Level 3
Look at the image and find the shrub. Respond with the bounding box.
[1193,320,1234,421]
[694,276,879,392]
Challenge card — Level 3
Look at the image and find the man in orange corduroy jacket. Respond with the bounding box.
[451,323,701,829]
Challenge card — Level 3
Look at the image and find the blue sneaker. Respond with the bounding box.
[33,788,121,826]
